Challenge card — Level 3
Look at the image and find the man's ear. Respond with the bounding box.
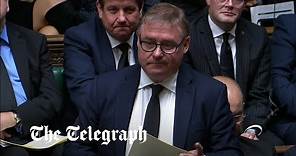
[96,1,103,18]
[183,36,190,54]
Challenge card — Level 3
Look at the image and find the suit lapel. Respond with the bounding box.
[235,20,250,95]
[95,18,116,71]
[6,23,31,98]
[198,13,221,75]
[132,36,138,64]
[173,64,195,148]
[114,65,141,156]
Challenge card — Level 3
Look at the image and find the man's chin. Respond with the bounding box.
[112,31,132,41]
[220,16,238,24]
[146,69,168,81]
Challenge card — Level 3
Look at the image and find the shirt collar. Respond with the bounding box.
[0,24,9,44]
[106,31,134,49]
[208,15,236,38]
[138,68,177,93]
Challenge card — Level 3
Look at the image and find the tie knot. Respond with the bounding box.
[222,33,230,42]
[117,43,130,54]
[150,84,163,96]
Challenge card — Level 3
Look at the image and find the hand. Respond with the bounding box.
[0,131,11,139]
[0,112,17,131]
[179,142,205,156]
[240,130,259,140]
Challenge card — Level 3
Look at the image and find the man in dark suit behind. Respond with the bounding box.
[185,0,281,146]
[64,3,242,156]
[0,0,62,155]
[64,0,143,112]
[271,14,296,156]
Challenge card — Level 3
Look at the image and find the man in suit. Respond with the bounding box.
[214,76,276,156]
[64,0,143,111]
[0,0,62,155]
[185,0,277,143]
[64,3,242,156]
[271,14,296,155]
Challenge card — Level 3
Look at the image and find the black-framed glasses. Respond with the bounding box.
[216,0,244,6]
[139,36,187,54]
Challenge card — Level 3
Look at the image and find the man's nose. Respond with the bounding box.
[152,45,163,58]
[118,10,127,22]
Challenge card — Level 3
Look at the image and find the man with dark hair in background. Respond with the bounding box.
[64,0,143,118]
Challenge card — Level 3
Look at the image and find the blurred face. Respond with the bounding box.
[0,0,9,25]
[97,0,141,42]
[137,22,190,83]
[206,0,244,30]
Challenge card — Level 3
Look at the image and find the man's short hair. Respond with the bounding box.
[137,3,189,38]
[97,0,144,10]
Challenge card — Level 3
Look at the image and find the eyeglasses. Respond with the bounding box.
[139,36,187,54]
[233,113,246,124]
[216,0,244,6]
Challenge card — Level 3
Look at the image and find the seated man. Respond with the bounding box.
[185,0,281,145]
[64,0,143,111]
[0,0,63,155]
[271,14,296,156]
[63,3,242,156]
[214,76,276,156]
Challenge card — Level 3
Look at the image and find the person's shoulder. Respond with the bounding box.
[65,15,106,42]
[7,22,44,39]
[277,14,296,22]
[190,8,208,26]
[238,18,267,36]
[96,65,140,86]
[180,64,225,90]
[275,14,296,28]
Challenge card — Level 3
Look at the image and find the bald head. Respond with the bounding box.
[214,76,244,115]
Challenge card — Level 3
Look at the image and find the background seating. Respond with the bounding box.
[33,0,65,35]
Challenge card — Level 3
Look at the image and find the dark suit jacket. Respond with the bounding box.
[63,64,242,156]
[186,10,271,130]
[271,14,296,144]
[64,15,138,110]
[271,14,296,118]
[0,23,62,136]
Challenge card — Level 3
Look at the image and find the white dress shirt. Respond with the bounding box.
[208,15,237,78]
[125,69,177,156]
[106,32,136,69]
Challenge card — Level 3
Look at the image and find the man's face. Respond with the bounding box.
[0,0,9,23]
[207,0,244,28]
[97,0,141,42]
[137,22,190,83]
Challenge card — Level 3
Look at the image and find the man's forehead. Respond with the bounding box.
[140,22,182,33]
[104,0,138,5]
